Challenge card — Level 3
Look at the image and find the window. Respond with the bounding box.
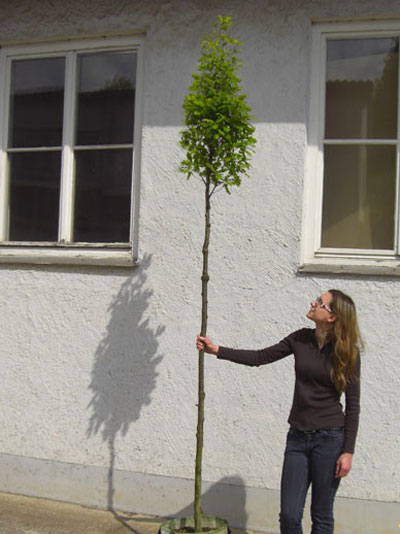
[0,36,143,265]
[302,21,400,275]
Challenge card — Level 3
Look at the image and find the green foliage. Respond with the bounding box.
[180,15,257,193]
[104,74,134,91]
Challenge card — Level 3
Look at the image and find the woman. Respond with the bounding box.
[197,289,362,534]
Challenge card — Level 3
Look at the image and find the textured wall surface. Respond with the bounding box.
[0,0,399,521]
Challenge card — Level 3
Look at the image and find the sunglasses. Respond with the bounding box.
[315,296,334,314]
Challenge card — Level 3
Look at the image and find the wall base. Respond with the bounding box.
[0,453,398,534]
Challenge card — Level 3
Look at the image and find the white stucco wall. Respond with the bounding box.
[0,0,399,530]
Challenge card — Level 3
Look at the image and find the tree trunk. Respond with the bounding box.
[194,175,211,533]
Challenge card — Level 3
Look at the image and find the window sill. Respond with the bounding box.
[300,256,400,276]
[0,244,138,267]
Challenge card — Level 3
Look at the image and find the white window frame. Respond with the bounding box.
[0,35,144,266]
[301,20,400,276]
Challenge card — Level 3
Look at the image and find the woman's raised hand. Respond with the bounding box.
[196,335,219,355]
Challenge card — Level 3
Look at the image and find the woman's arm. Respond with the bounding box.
[342,352,361,456]
[196,331,299,366]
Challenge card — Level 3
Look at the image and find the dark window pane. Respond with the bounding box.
[76,52,136,145]
[325,38,398,139]
[9,152,61,241]
[321,145,396,249]
[9,58,65,148]
[73,149,132,243]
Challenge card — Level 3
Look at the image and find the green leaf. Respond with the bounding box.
[180,15,256,188]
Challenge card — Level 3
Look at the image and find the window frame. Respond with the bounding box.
[0,35,144,266]
[301,20,400,276]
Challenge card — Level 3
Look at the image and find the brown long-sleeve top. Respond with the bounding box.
[218,328,360,454]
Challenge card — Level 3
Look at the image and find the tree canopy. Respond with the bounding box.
[180,15,256,193]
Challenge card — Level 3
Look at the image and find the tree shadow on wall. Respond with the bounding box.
[87,253,164,531]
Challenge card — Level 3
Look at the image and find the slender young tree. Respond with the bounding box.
[180,16,256,532]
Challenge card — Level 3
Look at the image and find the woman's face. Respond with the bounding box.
[306,291,335,324]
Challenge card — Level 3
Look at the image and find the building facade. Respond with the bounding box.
[0,1,399,532]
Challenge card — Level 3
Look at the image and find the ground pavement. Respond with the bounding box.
[0,492,256,534]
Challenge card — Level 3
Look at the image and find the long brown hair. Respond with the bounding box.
[328,289,363,393]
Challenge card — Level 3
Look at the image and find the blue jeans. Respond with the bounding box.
[279,427,344,534]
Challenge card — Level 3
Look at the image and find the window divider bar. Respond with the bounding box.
[130,44,145,256]
[324,139,397,145]
[396,143,400,253]
[73,144,133,151]
[7,144,133,153]
[59,51,77,244]
[314,32,327,252]
[0,151,9,242]
[395,46,400,255]
[7,146,62,153]
[316,247,396,257]
[0,50,11,241]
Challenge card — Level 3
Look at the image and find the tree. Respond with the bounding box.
[180,15,256,532]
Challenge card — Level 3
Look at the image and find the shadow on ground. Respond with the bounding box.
[111,475,248,533]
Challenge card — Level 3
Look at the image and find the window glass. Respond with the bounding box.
[73,149,132,243]
[9,151,61,241]
[325,38,399,139]
[321,144,396,249]
[76,52,136,146]
[9,57,65,148]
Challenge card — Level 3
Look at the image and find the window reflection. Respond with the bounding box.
[321,145,396,249]
[9,152,61,241]
[325,38,398,139]
[76,52,136,145]
[73,149,132,243]
[9,57,65,148]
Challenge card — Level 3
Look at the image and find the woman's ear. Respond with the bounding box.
[328,314,336,324]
